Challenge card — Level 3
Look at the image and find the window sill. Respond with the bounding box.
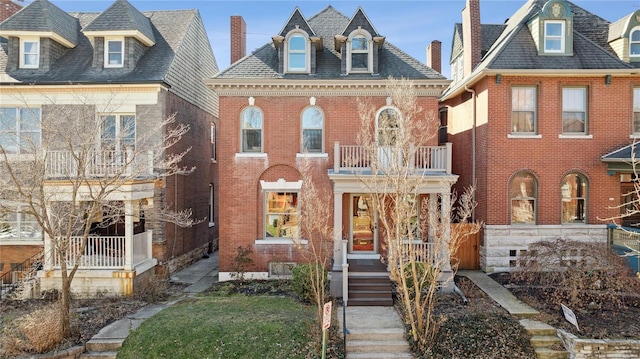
[558,134,593,139]
[208,222,215,228]
[0,239,43,246]
[211,159,217,164]
[296,153,328,159]
[255,238,308,245]
[507,134,542,139]
[630,134,640,139]
[235,153,267,158]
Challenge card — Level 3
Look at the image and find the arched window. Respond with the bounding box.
[510,171,537,224]
[348,32,371,73]
[241,107,263,153]
[561,173,587,223]
[287,33,308,72]
[301,106,323,153]
[631,28,640,57]
[376,107,400,146]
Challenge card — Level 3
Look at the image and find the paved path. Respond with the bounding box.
[170,251,219,293]
[458,270,539,317]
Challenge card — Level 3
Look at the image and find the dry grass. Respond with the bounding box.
[1,304,63,356]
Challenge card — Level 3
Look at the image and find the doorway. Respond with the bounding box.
[350,194,377,254]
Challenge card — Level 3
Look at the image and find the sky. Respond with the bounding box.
[29,1,640,78]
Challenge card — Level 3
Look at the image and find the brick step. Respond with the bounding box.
[519,319,559,336]
[530,335,563,348]
[80,351,118,359]
[346,327,406,341]
[535,347,568,359]
[346,339,411,353]
[85,338,124,352]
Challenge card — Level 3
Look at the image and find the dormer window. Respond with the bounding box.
[544,20,565,53]
[20,38,39,69]
[286,32,309,73]
[105,38,124,68]
[630,28,640,57]
[348,31,372,73]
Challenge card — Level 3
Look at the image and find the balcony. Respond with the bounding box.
[332,142,452,175]
[45,149,154,179]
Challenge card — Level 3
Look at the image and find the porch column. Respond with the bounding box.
[428,193,437,242]
[333,190,343,271]
[124,200,134,271]
[43,232,53,270]
[440,191,452,272]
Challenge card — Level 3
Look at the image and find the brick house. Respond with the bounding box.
[208,6,453,303]
[0,0,219,296]
[441,0,640,272]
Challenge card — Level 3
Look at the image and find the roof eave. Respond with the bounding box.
[0,30,76,48]
[82,30,155,47]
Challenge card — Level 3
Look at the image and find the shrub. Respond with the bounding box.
[291,262,327,303]
[0,304,63,356]
[133,275,168,302]
[403,261,437,298]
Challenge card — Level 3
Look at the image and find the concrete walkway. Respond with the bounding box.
[169,251,220,293]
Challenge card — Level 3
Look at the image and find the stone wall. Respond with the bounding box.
[558,330,640,359]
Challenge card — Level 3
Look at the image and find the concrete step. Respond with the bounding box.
[346,327,406,341]
[347,297,393,306]
[535,347,568,359]
[80,351,118,359]
[347,339,411,353]
[520,319,558,336]
[349,289,393,298]
[530,335,562,348]
[348,352,414,358]
[85,338,124,352]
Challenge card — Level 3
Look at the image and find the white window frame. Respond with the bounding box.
[347,31,372,73]
[208,184,215,227]
[633,87,640,135]
[19,37,39,69]
[630,27,640,57]
[0,107,41,155]
[104,37,125,68]
[240,106,263,153]
[100,113,136,153]
[510,171,537,225]
[210,123,216,161]
[511,86,537,134]
[376,106,401,146]
[259,179,304,243]
[562,87,588,135]
[0,205,42,243]
[301,106,324,153]
[285,32,309,73]
[544,20,565,53]
[561,173,587,224]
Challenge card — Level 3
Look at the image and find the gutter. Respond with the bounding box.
[464,84,476,222]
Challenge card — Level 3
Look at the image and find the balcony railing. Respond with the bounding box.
[333,142,452,174]
[45,149,154,179]
[52,231,153,269]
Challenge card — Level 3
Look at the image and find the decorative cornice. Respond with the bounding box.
[207,79,450,97]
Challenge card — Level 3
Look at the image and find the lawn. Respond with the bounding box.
[117,294,316,359]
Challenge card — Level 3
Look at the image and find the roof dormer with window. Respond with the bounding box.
[608,10,640,63]
[0,0,78,71]
[272,7,321,75]
[81,0,155,70]
[334,7,385,75]
[527,0,574,56]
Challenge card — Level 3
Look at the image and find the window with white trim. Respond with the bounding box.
[511,87,537,134]
[101,114,136,152]
[376,107,400,146]
[286,33,308,73]
[544,20,565,53]
[561,173,587,224]
[20,38,39,68]
[631,28,640,57]
[301,106,323,153]
[241,106,263,153]
[633,87,640,134]
[0,207,42,240]
[0,107,41,154]
[208,183,214,226]
[562,87,587,134]
[510,171,537,224]
[265,191,299,238]
[348,32,371,73]
[104,38,124,68]
[210,123,216,160]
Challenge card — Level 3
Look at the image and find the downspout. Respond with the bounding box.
[464,85,477,222]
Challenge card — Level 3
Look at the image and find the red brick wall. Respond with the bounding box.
[217,95,440,272]
[0,0,22,23]
[446,75,631,226]
[230,16,246,65]
[0,244,42,279]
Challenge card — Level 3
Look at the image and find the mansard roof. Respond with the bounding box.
[83,0,155,45]
[0,0,78,47]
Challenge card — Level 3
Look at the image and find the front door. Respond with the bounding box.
[350,194,377,253]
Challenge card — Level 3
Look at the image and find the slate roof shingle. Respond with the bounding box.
[83,0,155,44]
[0,0,78,46]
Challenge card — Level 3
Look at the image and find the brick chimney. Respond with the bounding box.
[230,15,246,65]
[427,40,442,74]
[462,0,482,76]
[0,0,22,23]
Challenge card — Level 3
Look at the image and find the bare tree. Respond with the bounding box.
[0,88,197,338]
[354,78,481,348]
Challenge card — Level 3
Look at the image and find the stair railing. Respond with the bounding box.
[0,250,44,299]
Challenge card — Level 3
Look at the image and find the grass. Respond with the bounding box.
[117,294,316,359]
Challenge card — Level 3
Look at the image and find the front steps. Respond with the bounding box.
[347,274,393,306]
[80,338,122,359]
[343,306,414,359]
[520,319,568,359]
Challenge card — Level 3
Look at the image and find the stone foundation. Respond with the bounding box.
[558,330,640,358]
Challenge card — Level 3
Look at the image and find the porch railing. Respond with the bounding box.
[45,149,154,179]
[52,231,153,269]
[333,142,452,174]
[389,240,436,267]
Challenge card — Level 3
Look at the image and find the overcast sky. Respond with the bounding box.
[38,0,640,77]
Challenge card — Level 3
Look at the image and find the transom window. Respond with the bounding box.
[634,87,640,134]
[377,107,400,146]
[349,33,370,72]
[562,87,587,134]
[241,106,263,153]
[301,106,323,153]
[265,191,299,238]
[510,171,537,224]
[631,28,640,57]
[287,33,308,72]
[561,173,587,224]
[101,114,135,152]
[511,87,537,134]
[544,20,565,53]
[20,38,39,69]
[104,38,124,68]
[0,107,41,154]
